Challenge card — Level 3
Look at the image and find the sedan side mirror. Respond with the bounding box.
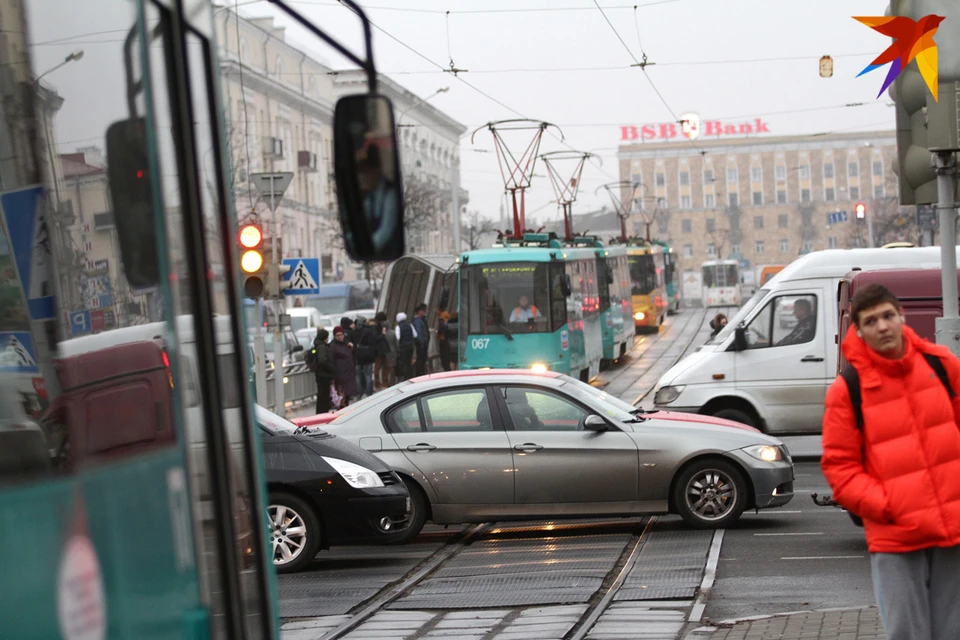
[584,415,609,432]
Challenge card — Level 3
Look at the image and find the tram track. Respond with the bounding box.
[308,307,731,640]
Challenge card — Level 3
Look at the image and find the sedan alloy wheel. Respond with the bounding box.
[268,492,322,573]
[673,459,747,529]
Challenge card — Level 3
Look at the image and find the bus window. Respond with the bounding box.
[466,262,553,334]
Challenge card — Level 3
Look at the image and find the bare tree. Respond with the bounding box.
[463,211,497,250]
[402,175,440,234]
[845,196,921,248]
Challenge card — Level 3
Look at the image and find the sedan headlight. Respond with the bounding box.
[742,445,784,463]
[321,456,385,488]
[654,385,685,405]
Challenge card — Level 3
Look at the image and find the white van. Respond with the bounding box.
[652,247,960,434]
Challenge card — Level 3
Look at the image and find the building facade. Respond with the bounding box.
[618,130,901,275]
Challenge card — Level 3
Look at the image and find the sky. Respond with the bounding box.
[29,0,907,228]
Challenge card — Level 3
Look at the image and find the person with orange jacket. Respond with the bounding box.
[822,284,960,640]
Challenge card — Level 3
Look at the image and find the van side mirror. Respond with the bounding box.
[333,94,405,262]
[733,326,748,351]
[105,118,160,288]
[584,415,609,431]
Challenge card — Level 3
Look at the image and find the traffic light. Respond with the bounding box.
[239,223,265,298]
[855,202,866,220]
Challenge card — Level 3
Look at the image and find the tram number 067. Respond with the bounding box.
[471,338,491,350]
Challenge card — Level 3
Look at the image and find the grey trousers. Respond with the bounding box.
[871,544,960,640]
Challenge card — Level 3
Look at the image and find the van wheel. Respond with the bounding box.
[712,408,755,428]
[268,492,322,573]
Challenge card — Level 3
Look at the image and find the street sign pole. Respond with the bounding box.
[934,151,960,356]
[254,298,266,405]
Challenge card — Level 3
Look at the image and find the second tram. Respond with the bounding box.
[627,243,668,333]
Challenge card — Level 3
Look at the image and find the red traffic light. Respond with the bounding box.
[239,224,263,249]
[855,202,866,219]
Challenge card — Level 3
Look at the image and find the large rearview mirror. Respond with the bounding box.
[733,326,748,352]
[561,274,572,298]
[105,118,160,288]
[333,94,405,262]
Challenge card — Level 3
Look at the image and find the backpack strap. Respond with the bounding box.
[922,353,956,399]
[839,365,863,430]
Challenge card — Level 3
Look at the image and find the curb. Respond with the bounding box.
[692,604,877,630]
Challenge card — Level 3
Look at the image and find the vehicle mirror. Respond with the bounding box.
[733,325,748,351]
[584,415,608,431]
[561,274,572,298]
[105,117,160,288]
[291,344,304,353]
[439,285,450,310]
[333,94,404,262]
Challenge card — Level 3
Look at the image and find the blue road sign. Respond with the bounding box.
[69,309,91,336]
[826,210,849,226]
[0,331,39,374]
[0,185,55,320]
[282,257,320,295]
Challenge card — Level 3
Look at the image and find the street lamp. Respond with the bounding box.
[396,86,450,127]
[35,50,84,86]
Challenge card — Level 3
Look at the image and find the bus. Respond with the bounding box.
[651,240,682,314]
[626,243,668,333]
[701,259,742,307]
[0,1,403,637]
[595,244,633,362]
[457,234,604,382]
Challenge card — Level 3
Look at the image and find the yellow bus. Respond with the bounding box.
[627,244,668,333]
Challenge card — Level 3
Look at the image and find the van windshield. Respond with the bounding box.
[710,288,769,344]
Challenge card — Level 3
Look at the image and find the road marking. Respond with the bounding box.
[754,532,824,536]
[781,555,864,560]
[688,528,724,622]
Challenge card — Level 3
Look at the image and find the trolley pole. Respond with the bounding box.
[934,151,960,356]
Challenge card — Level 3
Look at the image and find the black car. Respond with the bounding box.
[256,406,410,573]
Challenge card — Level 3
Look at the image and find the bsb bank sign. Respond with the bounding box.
[620,112,772,142]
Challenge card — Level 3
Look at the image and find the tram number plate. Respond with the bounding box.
[471,338,490,350]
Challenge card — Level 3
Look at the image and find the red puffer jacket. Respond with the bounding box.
[822,324,960,554]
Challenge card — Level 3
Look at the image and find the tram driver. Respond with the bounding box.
[509,295,542,323]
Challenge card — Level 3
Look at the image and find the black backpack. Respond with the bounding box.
[305,347,318,372]
[840,353,956,430]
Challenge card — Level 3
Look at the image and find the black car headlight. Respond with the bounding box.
[321,456,385,488]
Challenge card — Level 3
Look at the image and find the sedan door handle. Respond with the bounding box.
[514,443,543,451]
[406,443,437,452]
[801,356,824,362]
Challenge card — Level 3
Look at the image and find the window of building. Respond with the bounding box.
[682,219,692,233]
[681,195,692,209]
[730,244,741,257]
[680,171,690,186]
[656,172,665,186]
[825,187,835,201]
[874,185,885,198]
[777,189,787,204]
[873,160,883,176]
[631,172,642,185]
[849,186,859,200]
[803,241,814,253]
[683,244,693,257]
[799,165,811,179]
[706,218,716,232]
[729,192,739,207]
[751,167,762,182]
[754,216,764,229]
[780,239,789,253]
[704,193,715,208]
[752,191,763,205]
[778,214,788,228]
[775,165,786,181]
[824,163,835,178]
[704,169,714,183]
[848,162,859,177]
[727,167,738,183]
[828,236,838,249]
[755,240,765,255]
[707,243,718,258]
[801,188,811,202]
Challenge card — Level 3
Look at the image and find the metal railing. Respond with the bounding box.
[259,362,317,415]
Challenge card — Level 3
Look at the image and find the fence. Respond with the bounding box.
[258,362,317,416]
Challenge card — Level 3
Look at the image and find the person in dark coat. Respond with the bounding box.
[394,312,416,382]
[412,303,429,377]
[437,309,452,372]
[312,329,335,414]
[373,312,390,389]
[354,318,379,398]
[339,316,356,346]
[330,325,358,407]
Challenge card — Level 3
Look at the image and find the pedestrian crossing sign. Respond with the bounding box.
[281,257,320,295]
[0,331,40,374]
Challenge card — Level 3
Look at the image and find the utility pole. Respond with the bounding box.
[934,151,960,354]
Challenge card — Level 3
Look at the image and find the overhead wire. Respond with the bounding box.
[280,0,681,14]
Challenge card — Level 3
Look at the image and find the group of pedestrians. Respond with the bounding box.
[309,305,458,414]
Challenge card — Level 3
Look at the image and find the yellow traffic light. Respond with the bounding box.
[239,224,262,249]
[239,223,265,297]
[241,249,264,273]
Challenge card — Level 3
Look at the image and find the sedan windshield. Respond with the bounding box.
[557,377,636,422]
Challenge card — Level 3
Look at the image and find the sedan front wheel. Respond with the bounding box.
[268,492,322,573]
[672,459,747,529]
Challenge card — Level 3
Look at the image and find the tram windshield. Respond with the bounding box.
[629,254,657,295]
[702,264,739,288]
[465,262,564,335]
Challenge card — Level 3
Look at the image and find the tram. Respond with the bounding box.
[0,1,403,638]
[595,244,634,362]
[701,259,742,307]
[458,233,604,382]
[651,240,682,314]
[626,242,668,333]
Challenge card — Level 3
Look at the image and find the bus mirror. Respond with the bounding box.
[561,275,572,298]
[333,94,404,262]
[733,326,748,351]
[105,118,161,288]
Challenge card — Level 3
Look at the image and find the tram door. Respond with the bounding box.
[0,1,274,638]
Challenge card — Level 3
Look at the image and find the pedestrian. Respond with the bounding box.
[354,317,378,398]
[394,311,416,382]
[339,316,356,346]
[709,313,727,339]
[437,309,452,371]
[821,284,960,640]
[329,325,358,407]
[373,311,389,389]
[311,329,335,414]
[446,310,459,371]
[412,303,429,377]
[383,316,397,386]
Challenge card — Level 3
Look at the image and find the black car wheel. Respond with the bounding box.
[672,459,748,529]
[385,477,427,545]
[267,492,322,573]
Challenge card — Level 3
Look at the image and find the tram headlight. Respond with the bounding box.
[530,363,549,373]
[321,457,384,489]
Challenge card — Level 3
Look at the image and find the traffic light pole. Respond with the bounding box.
[934,150,960,356]
[271,185,285,416]
[254,300,267,405]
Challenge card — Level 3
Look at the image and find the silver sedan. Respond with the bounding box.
[300,370,795,542]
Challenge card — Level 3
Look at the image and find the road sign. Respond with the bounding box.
[826,210,848,226]
[0,185,55,320]
[917,204,938,231]
[0,331,39,374]
[69,309,91,335]
[282,257,320,295]
[249,172,294,212]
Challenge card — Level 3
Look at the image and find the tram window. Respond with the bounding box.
[629,255,657,295]
[597,259,611,311]
[549,265,568,332]
[466,263,553,334]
